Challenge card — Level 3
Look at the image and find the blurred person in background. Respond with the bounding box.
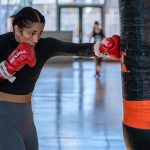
[89,21,105,78]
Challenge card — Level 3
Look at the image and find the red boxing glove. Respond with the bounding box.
[94,35,121,59]
[0,42,36,83]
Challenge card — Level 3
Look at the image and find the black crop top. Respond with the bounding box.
[0,32,94,95]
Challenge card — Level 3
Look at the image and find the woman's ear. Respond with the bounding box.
[14,25,21,35]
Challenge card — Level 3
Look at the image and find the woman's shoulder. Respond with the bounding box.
[38,36,62,48]
[39,36,59,42]
[0,33,13,59]
[0,32,12,43]
[0,32,17,51]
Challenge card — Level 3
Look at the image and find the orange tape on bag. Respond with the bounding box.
[123,99,150,129]
[121,53,130,73]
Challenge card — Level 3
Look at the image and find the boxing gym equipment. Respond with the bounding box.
[0,42,36,82]
[94,35,121,59]
[119,0,150,149]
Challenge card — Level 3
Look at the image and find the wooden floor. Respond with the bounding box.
[32,60,126,150]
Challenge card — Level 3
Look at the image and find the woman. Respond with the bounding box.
[89,21,105,78]
[0,7,120,150]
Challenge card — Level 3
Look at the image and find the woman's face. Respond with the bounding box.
[15,22,45,47]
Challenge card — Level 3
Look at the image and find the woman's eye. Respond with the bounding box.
[31,33,35,36]
[39,32,42,36]
[29,32,35,36]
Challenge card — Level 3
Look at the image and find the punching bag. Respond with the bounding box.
[119,0,150,150]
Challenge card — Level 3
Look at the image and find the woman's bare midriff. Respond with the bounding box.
[0,92,32,103]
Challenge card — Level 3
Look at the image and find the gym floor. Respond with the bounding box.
[32,60,126,150]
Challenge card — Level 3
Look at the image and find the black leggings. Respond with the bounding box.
[0,101,38,150]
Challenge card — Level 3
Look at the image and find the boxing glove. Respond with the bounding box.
[94,35,121,59]
[0,42,36,83]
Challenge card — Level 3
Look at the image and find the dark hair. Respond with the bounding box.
[12,7,45,29]
[10,14,15,18]
[92,21,100,33]
[94,21,99,25]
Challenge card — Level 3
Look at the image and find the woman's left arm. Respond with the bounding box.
[40,35,121,60]
[41,37,95,58]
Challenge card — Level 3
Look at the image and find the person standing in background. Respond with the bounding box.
[89,21,105,78]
